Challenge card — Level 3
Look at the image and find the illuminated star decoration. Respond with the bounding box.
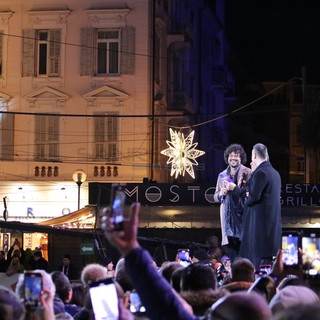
[161,128,205,179]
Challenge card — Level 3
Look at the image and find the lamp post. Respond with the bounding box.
[72,170,87,210]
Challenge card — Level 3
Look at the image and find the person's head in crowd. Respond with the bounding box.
[276,274,307,290]
[114,257,134,293]
[207,235,220,248]
[51,271,82,317]
[51,271,72,303]
[33,250,43,261]
[192,248,209,263]
[62,254,71,266]
[221,255,231,272]
[269,285,320,315]
[70,283,86,307]
[220,257,255,292]
[206,291,272,320]
[80,263,109,287]
[179,262,222,316]
[181,262,217,291]
[170,266,185,293]
[207,248,222,267]
[248,275,277,303]
[271,304,320,320]
[12,249,21,259]
[231,257,255,283]
[0,284,25,320]
[159,261,184,283]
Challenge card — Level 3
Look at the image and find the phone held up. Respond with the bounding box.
[24,271,43,310]
[177,248,191,267]
[281,232,300,268]
[302,232,320,278]
[100,183,126,231]
[89,278,119,320]
[130,291,146,314]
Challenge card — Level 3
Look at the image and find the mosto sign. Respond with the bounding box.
[89,183,216,206]
[89,183,320,207]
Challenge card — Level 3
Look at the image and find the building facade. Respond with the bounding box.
[0,0,233,227]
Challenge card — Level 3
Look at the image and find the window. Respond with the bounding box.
[35,115,59,161]
[81,27,134,76]
[94,113,118,161]
[96,30,120,75]
[22,29,61,77]
[0,112,14,160]
[297,156,305,172]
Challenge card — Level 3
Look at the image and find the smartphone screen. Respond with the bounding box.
[24,272,42,310]
[282,233,299,267]
[177,249,191,266]
[89,278,119,320]
[302,234,320,277]
[110,183,126,230]
[130,291,146,314]
[177,249,189,261]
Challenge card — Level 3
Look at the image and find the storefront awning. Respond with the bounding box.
[37,206,96,228]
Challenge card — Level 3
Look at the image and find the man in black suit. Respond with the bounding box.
[239,143,282,270]
[59,254,78,280]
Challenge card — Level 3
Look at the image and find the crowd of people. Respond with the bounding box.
[1,143,319,319]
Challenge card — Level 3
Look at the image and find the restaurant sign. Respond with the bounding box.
[89,183,320,207]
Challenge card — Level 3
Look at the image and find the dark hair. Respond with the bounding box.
[231,257,255,283]
[70,283,86,307]
[181,263,217,291]
[159,261,183,283]
[170,267,185,293]
[33,250,42,258]
[223,144,247,164]
[51,271,71,302]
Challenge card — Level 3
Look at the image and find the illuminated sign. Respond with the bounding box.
[89,183,320,207]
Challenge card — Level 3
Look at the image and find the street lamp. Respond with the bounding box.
[72,170,87,210]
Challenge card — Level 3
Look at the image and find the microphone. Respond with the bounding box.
[238,172,247,187]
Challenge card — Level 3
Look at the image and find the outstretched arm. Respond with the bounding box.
[104,203,196,320]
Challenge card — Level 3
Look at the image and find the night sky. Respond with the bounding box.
[225,1,320,84]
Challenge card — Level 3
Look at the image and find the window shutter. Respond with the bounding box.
[48,29,61,76]
[48,115,59,159]
[80,28,94,76]
[0,32,3,76]
[121,27,135,75]
[22,29,36,77]
[0,113,14,160]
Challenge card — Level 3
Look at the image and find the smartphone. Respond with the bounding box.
[282,233,299,267]
[259,257,274,275]
[177,248,190,261]
[259,264,272,275]
[130,291,146,314]
[110,183,126,231]
[302,233,320,277]
[24,272,42,310]
[89,278,119,320]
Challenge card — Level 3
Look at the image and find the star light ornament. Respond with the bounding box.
[161,128,205,179]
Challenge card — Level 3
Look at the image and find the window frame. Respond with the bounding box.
[93,112,119,161]
[34,114,60,161]
[95,29,120,76]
